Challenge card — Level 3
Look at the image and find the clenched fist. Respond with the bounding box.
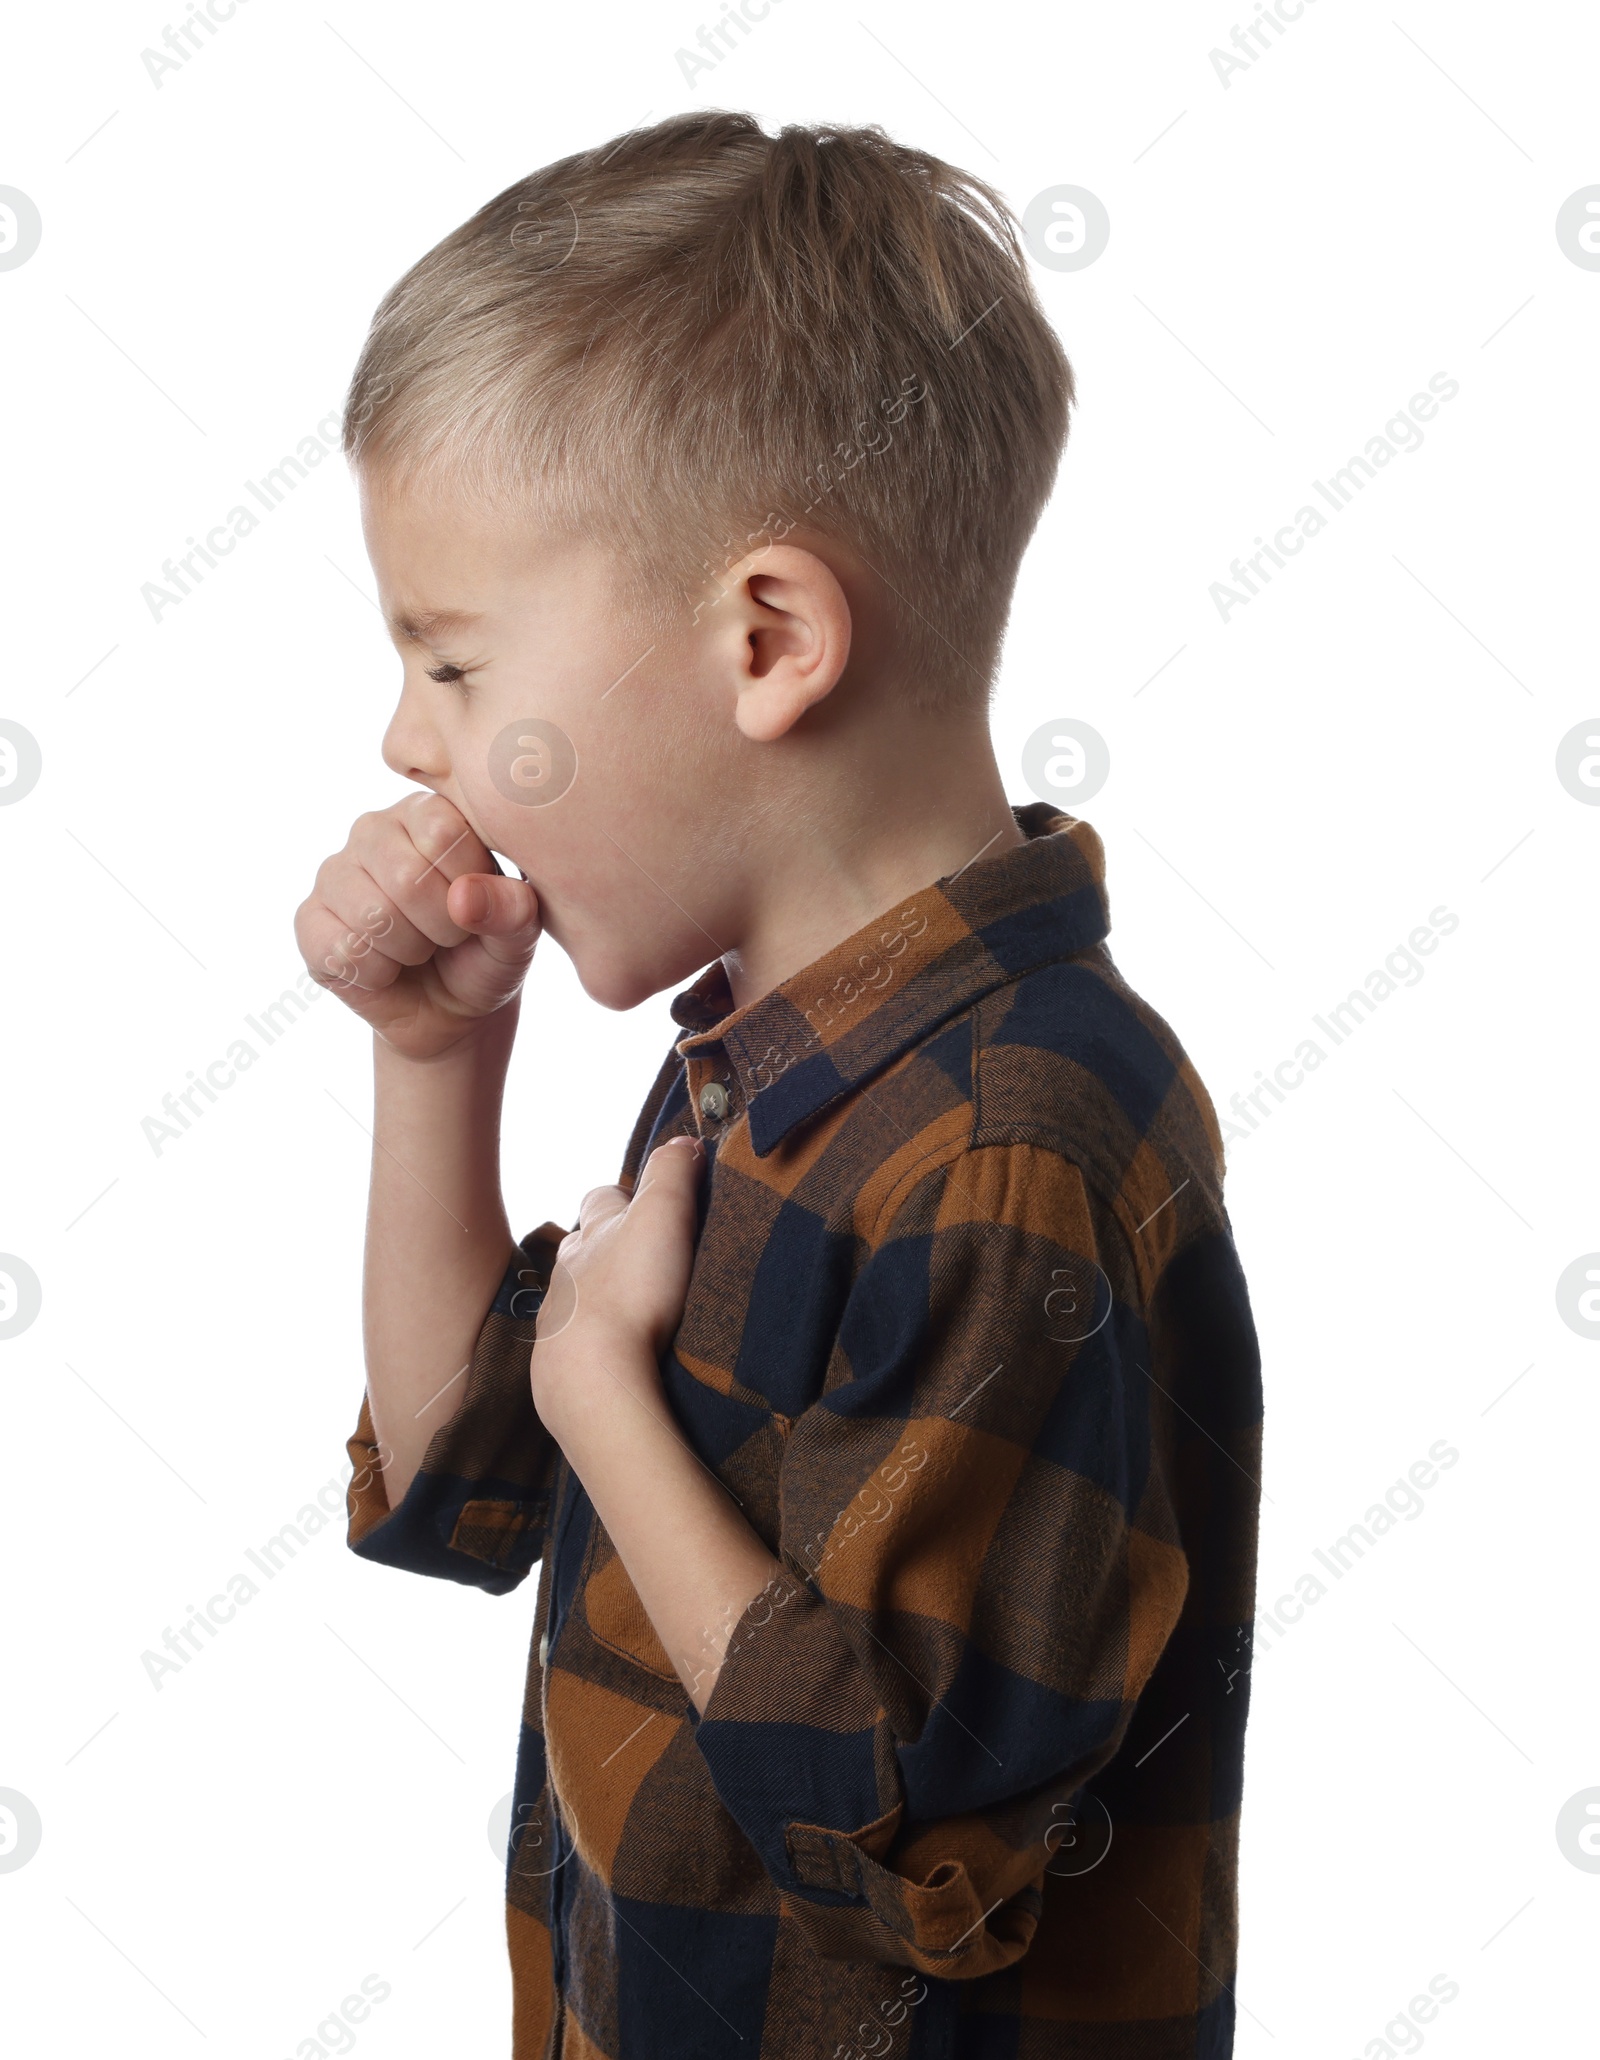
[294,791,541,1061]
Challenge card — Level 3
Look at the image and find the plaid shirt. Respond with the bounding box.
[345,804,1263,2059]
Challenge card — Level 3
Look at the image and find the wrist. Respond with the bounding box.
[531,1328,661,1445]
[374,997,520,1077]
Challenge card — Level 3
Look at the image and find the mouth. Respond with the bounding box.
[452,797,522,880]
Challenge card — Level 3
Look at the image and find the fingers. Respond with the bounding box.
[320,865,442,976]
[296,897,407,999]
[631,1135,707,1212]
[542,1143,705,1356]
[398,789,493,893]
[572,1139,703,1243]
[428,869,542,1016]
[575,1183,630,1232]
[352,792,494,952]
[298,792,545,1047]
[639,1135,707,1181]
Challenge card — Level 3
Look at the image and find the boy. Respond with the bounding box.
[298,113,1262,2059]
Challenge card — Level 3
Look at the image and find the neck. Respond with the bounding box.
[718,721,1024,1009]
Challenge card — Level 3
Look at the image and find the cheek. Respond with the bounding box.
[450,715,580,853]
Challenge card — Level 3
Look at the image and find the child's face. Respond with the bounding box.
[359,469,743,1009]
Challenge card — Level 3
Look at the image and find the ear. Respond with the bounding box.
[703,544,854,742]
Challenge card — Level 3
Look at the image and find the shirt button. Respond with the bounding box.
[538,1630,549,1666]
[698,1080,729,1121]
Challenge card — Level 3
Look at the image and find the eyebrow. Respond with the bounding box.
[386,607,484,645]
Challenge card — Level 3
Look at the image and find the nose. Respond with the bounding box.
[381,680,451,786]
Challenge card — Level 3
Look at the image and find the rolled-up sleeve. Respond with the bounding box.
[344,1221,570,1595]
[689,1142,1190,1976]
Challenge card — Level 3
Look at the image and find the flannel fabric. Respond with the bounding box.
[345,803,1263,2059]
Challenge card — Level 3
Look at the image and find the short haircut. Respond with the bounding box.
[343,112,1074,711]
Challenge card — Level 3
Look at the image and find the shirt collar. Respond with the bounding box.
[669,802,1111,1157]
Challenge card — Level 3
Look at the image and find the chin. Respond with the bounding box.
[571,935,715,1014]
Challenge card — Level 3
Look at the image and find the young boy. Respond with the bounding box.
[298,113,1262,2060]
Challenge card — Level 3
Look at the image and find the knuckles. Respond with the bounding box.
[405,791,472,862]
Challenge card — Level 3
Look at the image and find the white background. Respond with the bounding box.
[2,0,1597,2053]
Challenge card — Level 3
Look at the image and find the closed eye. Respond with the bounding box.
[425,662,472,688]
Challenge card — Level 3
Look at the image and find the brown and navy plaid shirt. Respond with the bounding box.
[345,804,1263,2059]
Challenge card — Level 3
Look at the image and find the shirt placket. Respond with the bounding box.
[682,1040,745,1137]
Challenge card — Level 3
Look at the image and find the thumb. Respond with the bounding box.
[448,871,541,939]
[430,869,541,1019]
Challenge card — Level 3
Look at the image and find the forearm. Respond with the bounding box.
[363,1005,522,1507]
[548,1340,783,1711]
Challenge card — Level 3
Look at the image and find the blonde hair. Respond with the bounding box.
[343,112,1074,711]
